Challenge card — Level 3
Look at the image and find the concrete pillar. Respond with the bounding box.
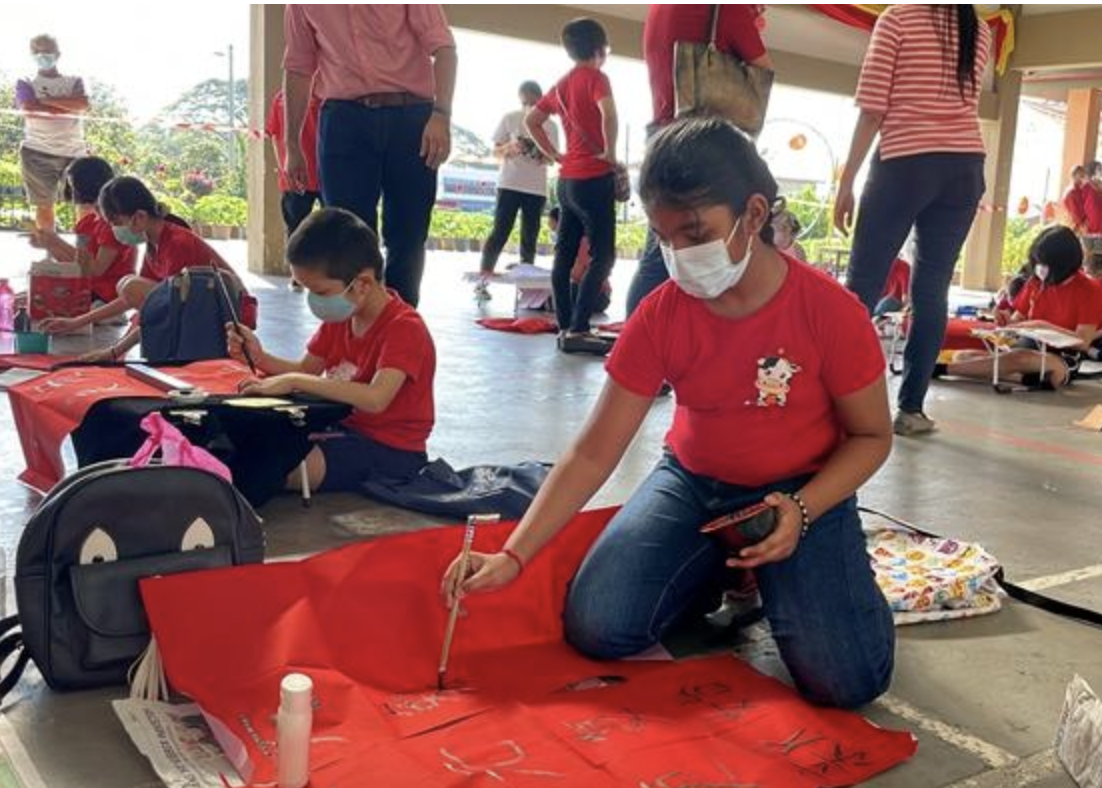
[961,69,1022,291]
[1060,88,1101,192]
[246,4,288,276]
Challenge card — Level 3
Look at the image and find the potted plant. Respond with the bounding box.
[192,194,248,241]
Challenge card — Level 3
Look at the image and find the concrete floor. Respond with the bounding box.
[0,230,1100,787]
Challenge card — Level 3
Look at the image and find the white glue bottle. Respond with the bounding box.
[277,673,313,788]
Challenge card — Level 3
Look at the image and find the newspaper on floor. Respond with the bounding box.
[113,699,244,788]
[1055,675,1102,788]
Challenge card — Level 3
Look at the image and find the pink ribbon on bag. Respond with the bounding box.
[129,412,233,483]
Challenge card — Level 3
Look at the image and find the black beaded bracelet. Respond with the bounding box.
[788,491,812,538]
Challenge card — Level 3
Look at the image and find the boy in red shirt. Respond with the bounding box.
[266,89,321,241]
[526,18,619,355]
[230,208,435,493]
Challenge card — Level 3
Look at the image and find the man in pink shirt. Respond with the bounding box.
[282,5,458,308]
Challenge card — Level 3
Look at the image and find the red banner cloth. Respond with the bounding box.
[476,317,558,335]
[141,508,917,787]
[944,318,992,352]
[0,354,80,372]
[7,360,249,490]
[475,319,626,335]
[808,5,1015,74]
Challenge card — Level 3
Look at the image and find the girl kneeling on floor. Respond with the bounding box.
[942,226,1102,388]
[443,117,895,709]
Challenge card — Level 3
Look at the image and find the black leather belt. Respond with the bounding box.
[352,91,431,108]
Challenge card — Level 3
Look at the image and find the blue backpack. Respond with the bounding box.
[140,268,244,364]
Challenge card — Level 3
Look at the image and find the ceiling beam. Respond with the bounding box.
[446,4,644,59]
[446,4,861,98]
[1012,7,1102,70]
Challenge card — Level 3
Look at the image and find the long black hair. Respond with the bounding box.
[98,176,189,228]
[639,117,778,244]
[935,5,980,98]
[1030,225,1082,287]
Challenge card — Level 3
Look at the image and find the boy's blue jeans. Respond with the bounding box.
[564,453,895,709]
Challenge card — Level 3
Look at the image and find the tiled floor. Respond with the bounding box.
[0,230,1100,787]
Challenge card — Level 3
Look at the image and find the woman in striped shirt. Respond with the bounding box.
[835,5,990,437]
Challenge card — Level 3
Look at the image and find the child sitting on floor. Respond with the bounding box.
[31,157,137,331]
[228,208,436,494]
[71,176,248,361]
[941,226,1102,388]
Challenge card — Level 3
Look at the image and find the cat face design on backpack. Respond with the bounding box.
[78,517,217,566]
[753,353,802,408]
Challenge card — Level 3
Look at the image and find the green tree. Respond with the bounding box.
[83,79,139,171]
[161,78,248,198]
[0,74,22,161]
[163,78,249,128]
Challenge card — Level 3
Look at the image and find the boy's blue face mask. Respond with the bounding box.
[307,281,357,323]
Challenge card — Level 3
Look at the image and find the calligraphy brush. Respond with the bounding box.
[213,267,257,375]
[438,514,500,690]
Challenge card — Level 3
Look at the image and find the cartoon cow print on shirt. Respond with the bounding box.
[755,354,802,408]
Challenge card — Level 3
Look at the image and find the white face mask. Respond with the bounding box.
[1035,264,1050,282]
[659,220,753,300]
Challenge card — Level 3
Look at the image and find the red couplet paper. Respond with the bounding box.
[7,359,249,490]
[0,353,80,371]
[140,508,917,787]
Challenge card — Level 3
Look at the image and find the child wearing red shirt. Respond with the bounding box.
[230,208,435,493]
[945,226,1102,388]
[88,176,247,361]
[1062,165,1087,233]
[266,89,322,239]
[443,118,895,710]
[33,157,137,333]
[874,257,911,317]
[526,18,619,355]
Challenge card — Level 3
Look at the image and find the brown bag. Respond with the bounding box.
[674,5,774,138]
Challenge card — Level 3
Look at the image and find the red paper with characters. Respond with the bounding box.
[140,509,917,787]
[8,359,249,490]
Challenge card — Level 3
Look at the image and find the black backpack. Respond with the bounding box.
[0,461,264,698]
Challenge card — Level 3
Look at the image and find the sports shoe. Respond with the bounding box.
[893,410,936,436]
